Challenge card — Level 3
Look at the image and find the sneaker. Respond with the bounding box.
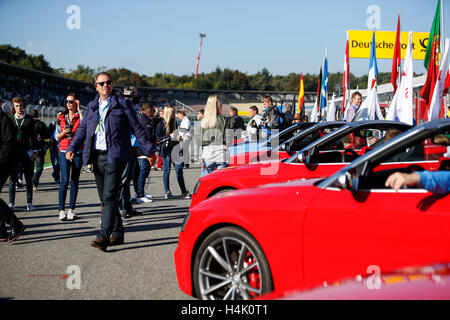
[33,186,38,192]
[66,209,77,220]
[182,191,191,199]
[134,197,144,204]
[138,196,153,203]
[59,210,67,221]
[8,203,15,211]
[120,209,131,219]
[165,192,173,199]
[26,203,36,211]
[144,194,153,200]
[7,222,25,243]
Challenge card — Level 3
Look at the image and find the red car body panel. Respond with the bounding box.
[175,178,450,297]
[263,263,450,300]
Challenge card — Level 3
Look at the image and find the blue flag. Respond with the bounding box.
[320,53,328,111]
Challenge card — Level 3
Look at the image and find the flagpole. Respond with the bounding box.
[440,0,445,67]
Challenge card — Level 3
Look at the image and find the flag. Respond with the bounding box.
[419,0,441,120]
[368,31,378,90]
[428,38,449,121]
[354,33,382,121]
[342,32,350,114]
[310,98,319,122]
[391,13,401,94]
[320,51,328,112]
[326,93,336,121]
[444,69,450,95]
[387,31,414,125]
[297,73,304,114]
[316,66,322,118]
[424,1,441,69]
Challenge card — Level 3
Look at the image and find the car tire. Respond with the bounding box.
[193,226,273,300]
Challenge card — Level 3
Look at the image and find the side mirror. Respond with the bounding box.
[336,171,358,191]
[297,151,310,165]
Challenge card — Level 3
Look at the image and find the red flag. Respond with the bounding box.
[342,33,349,112]
[444,69,450,95]
[391,14,401,94]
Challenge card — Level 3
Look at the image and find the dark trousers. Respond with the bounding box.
[119,149,137,213]
[9,150,34,204]
[49,146,60,182]
[32,147,47,187]
[92,152,126,241]
[0,158,21,231]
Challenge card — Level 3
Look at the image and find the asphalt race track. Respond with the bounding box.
[0,163,200,300]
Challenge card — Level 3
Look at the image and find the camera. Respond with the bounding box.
[123,89,134,98]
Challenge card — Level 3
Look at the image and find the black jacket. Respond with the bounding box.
[228,114,245,131]
[33,118,48,151]
[137,113,156,156]
[9,113,39,152]
[0,110,17,165]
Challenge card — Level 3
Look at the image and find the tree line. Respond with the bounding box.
[1,44,421,93]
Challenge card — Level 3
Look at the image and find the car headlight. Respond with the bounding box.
[181,211,191,232]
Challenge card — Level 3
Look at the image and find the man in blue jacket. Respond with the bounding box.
[66,72,157,252]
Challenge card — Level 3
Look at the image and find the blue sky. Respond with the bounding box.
[0,0,448,77]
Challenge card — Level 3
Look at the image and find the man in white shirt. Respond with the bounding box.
[244,105,264,142]
[345,92,362,122]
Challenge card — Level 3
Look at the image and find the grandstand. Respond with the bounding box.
[1,61,319,123]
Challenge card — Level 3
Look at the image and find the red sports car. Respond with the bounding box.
[190,121,413,208]
[175,119,450,300]
[229,121,332,166]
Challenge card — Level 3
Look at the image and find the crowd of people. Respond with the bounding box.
[1,74,448,248]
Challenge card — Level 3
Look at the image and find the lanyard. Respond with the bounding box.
[96,99,111,134]
[14,114,25,129]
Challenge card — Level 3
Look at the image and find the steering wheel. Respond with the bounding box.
[343,148,359,162]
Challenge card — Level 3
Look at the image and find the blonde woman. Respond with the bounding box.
[201,94,229,177]
[155,106,190,199]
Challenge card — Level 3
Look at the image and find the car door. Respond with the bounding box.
[301,186,450,288]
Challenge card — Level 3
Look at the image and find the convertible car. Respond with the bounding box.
[190,121,413,208]
[175,118,450,300]
[229,121,338,166]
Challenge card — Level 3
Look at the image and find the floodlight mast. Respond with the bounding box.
[195,32,206,79]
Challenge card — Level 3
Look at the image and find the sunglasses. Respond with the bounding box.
[96,80,112,87]
[66,99,75,104]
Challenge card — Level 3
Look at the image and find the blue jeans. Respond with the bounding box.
[136,158,151,198]
[59,151,82,211]
[201,159,228,177]
[119,158,136,213]
[161,152,187,194]
[93,152,126,241]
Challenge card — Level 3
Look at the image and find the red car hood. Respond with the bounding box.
[193,177,322,212]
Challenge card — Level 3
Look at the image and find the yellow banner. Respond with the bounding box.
[348,30,429,60]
